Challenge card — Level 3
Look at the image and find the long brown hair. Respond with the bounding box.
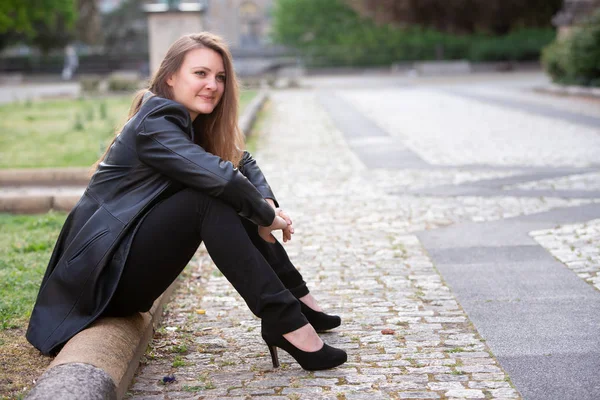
[98,32,245,167]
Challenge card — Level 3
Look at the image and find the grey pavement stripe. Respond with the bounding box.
[441,89,600,130]
[320,93,389,139]
[402,167,600,199]
[419,203,600,249]
[418,203,600,400]
[462,168,600,188]
[405,187,600,199]
[320,93,430,169]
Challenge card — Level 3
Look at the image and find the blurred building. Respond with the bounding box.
[138,0,274,48]
[98,0,126,14]
[553,0,600,37]
[142,0,285,76]
[204,0,274,49]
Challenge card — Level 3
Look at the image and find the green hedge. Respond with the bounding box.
[542,10,600,87]
[301,27,555,67]
[272,0,555,67]
[469,29,556,62]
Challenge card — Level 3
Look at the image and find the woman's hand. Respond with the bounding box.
[260,199,295,243]
[277,209,294,242]
[258,215,288,243]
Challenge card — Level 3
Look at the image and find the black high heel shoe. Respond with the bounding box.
[300,302,341,332]
[262,331,347,371]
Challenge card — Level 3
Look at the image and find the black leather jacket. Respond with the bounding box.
[26,95,277,355]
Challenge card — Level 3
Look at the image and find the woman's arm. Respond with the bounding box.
[136,102,275,227]
[238,150,279,208]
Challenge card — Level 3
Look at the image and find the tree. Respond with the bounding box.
[102,0,148,55]
[346,0,563,35]
[0,0,101,53]
[0,0,76,35]
[272,0,557,67]
[76,0,101,45]
[271,0,361,51]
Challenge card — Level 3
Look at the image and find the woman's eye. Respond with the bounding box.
[217,75,226,82]
[195,71,206,77]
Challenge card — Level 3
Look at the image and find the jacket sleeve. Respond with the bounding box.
[136,102,275,227]
[238,150,279,208]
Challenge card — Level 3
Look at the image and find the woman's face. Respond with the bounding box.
[167,47,226,120]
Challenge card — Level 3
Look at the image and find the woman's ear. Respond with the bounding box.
[166,74,175,88]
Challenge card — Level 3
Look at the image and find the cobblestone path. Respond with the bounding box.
[128,85,599,400]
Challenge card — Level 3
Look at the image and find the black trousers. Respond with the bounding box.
[103,188,309,335]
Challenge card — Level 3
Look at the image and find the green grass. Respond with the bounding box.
[244,98,269,154]
[172,355,188,367]
[239,90,256,111]
[0,95,131,168]
[0,90,257,169]
[0,212,67,330]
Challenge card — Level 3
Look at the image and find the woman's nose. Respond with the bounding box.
[205,78,217,90]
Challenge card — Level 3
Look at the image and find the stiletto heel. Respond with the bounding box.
[300,302,341,332]
[267,345,280,368]
[262,331,347,371]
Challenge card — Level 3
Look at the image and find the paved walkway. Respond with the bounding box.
[0,82,80,104]
[128,76,600,400]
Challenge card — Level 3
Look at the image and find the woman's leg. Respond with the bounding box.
[239,217,349,339]
[239,217,309,299]
[104,188,308,335]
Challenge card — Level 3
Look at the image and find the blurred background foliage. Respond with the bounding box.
[0,0,99,53]
[271,0,560,66]
[542,9,600,87]
[0,0,147,75]
[1,0,599,87]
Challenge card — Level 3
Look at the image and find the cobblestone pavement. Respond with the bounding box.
[531,219,600,292]
[129,84,598,400]
[340,89,600,167]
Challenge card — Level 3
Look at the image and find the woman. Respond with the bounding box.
[26,32,347,371]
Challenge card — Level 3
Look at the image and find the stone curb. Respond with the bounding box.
[22,91,270,400]
[26,363,117,400]
[533,83,600,99]
[0,167,91,187]
[25,282,177,400]
[240,90,268,136]
[0,91,269,214]
[0,194,80,214]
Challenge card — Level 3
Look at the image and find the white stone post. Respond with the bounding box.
[144,2,206,76]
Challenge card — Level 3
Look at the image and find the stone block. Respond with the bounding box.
[414,61,472,76]
[25,363,116,400]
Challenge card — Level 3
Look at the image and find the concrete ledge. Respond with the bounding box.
[0,195,54,214]
[0,194,81,214]
[413,61,472,76]
[0,167,91,186]
[240,90,268,137]
[0,73,24,85]
[26,363,117,400]
[26,280,178,400]
[533,83,600,99]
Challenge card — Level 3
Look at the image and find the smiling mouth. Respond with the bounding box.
[198,95,214,101]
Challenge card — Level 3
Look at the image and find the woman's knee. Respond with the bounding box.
[175,188,234,213]
[168,188,240,229]
[174,188,212,210]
